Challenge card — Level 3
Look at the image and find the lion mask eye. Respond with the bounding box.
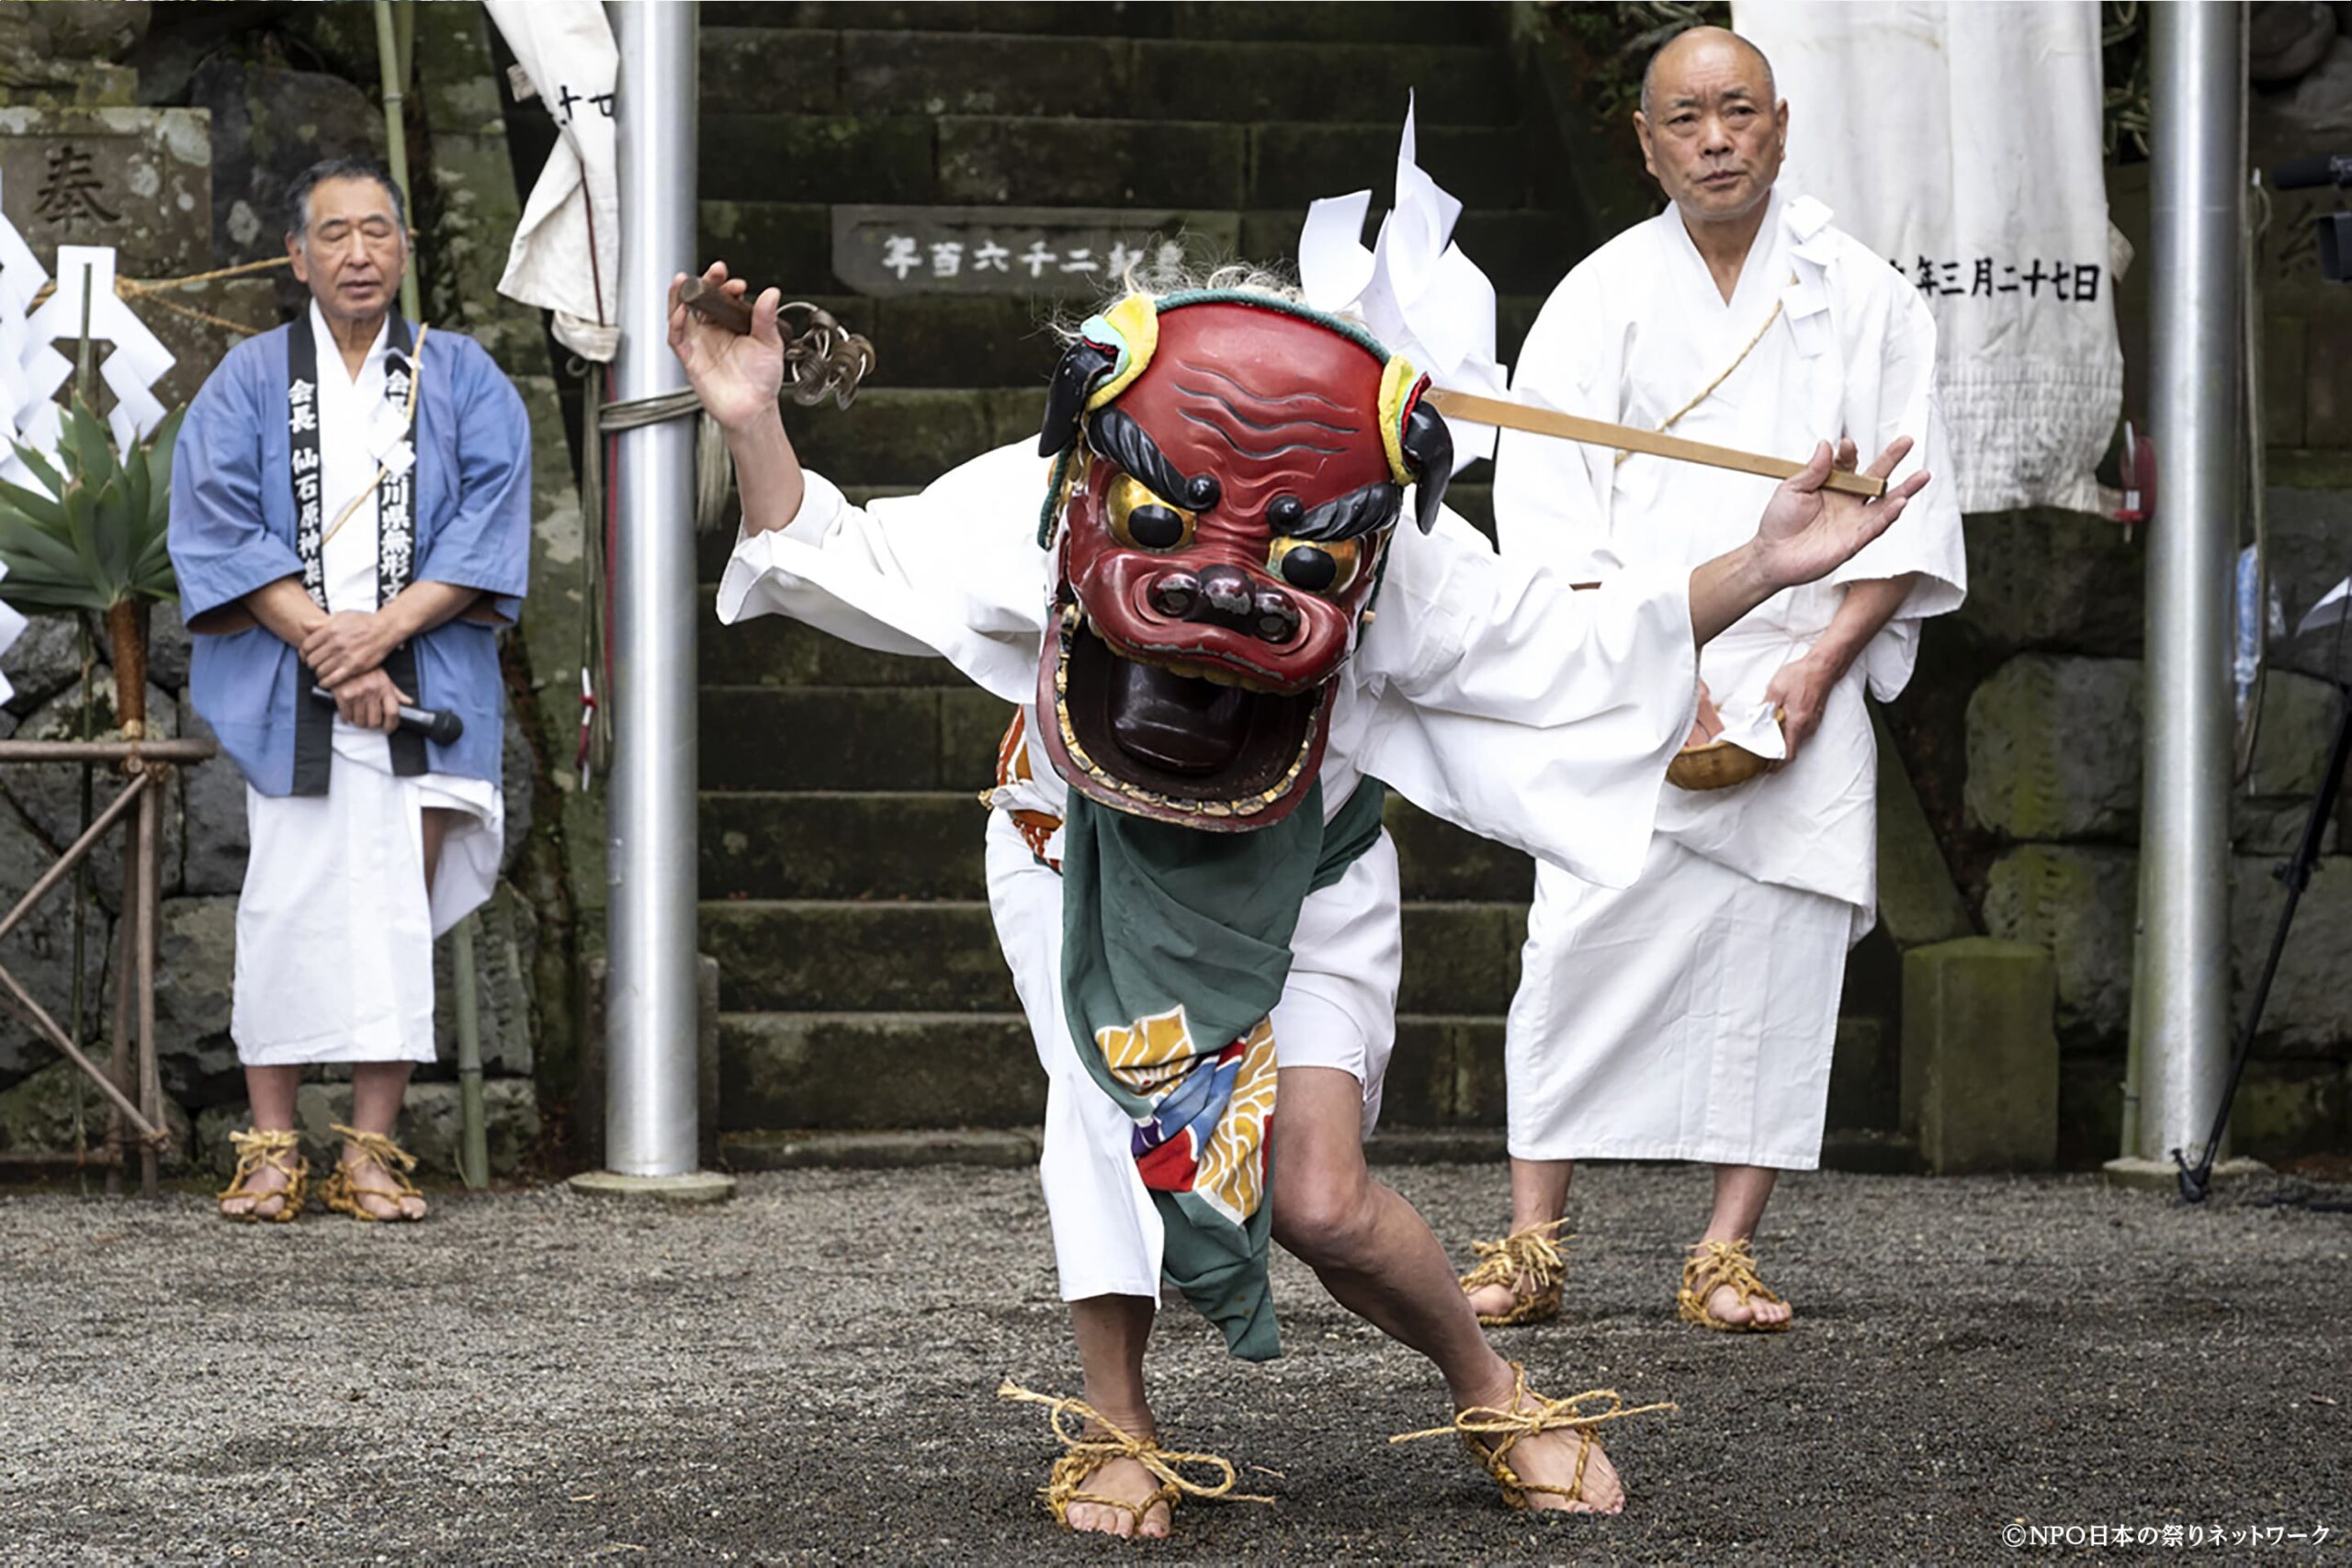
[1103,473,1197,551]
[1267,536,1364,595]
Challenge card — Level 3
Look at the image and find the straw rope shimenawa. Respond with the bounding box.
[29,255,293,339]
[997,1381,1272,1533]
[1457,1217,1574,1327]
[1391,1363,1675,1512]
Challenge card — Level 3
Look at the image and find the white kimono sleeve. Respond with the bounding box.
[715,441,1053,705]
[1824,261,1969,701]
[1353,508,1698,890]
[1490,268,1621,579]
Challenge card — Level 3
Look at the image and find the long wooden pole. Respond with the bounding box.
[1424,389,1887,500]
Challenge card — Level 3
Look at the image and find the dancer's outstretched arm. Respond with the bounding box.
[668,261,804,531]
[1686,435,1930,646]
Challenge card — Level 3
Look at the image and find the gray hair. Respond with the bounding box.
[284,156,407,238]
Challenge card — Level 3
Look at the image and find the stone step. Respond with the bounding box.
[701,30,1513,127]
[1240,207,1579,299]
[711,3,1492,46]
[699,899,1529,1015]
[703,197,1571,307]
[697,114,1528,211]
[710,1012,1526,1133]
[698,683,1010,792]
[776,386,1043,485]
[697,790,1533,902]
[700,587,948,687]
[695,477,1493,583]
[715,1009,1903,1140]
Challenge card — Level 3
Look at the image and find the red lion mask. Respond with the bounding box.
[1035,292,1453,831]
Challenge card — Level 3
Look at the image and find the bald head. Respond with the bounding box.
[1633,25,1788,237]
[1640,26,1776,119]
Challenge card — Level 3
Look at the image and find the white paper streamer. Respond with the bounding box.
[1297,96,1506,472]
[6,243,177,484]
[0,558,25,707]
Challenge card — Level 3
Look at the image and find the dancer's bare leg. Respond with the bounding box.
[1270,1066,1623,1512]
[1062,1294,1168,1538]
[1464,1156,1575,1318]
[1695,1164,1791,1326]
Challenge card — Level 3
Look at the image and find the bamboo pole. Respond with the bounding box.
[136,779,163,1197]
[0,773,148,943]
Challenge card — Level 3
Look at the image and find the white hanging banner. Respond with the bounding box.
[1732,0,2125,514]
[485,0,622,363]
[0,168,52,462]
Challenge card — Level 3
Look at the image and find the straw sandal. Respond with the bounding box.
[998,1381,1270,1536]
[321,1123,426,1222]
[217,1128,308,1224]
[1458,1220,1572,1327]
[1678,1237,1791,1332]
[1391,1362,1671,1512]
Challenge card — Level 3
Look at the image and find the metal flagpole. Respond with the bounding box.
[2114,0,2245,1188]
[580,0,730,1201]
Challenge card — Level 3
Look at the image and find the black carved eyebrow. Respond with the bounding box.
[1085,407,1218,510]
[1290,479,1404,544]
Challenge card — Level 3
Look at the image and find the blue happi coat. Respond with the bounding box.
[169,320,531,795]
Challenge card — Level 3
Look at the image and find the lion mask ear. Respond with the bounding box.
[1400,397,1453,534]
[1038,336,1118,457]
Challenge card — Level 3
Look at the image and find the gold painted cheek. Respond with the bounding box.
[1103,473,1196,551]
[1266,536,1363,595]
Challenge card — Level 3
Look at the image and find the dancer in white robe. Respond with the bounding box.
[678,254,1933,1532]
[1461,27,1965,1335]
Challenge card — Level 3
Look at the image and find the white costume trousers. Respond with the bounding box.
[984,808,1402,1303]
[1505,835,1851,1170]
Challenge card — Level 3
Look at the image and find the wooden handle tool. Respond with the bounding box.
[1424,389,1887,500]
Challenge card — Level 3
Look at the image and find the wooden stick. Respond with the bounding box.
[1424,388,1887,500]
[680,276,755,335]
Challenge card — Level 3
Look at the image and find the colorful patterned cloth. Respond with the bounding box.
[1057,780,1385,1360]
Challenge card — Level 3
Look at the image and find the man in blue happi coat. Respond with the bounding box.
[170,157,530,1224]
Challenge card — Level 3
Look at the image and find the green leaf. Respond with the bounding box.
[0,502,85,582]
[143,405,186,512]
[11,440,65,502]
[64,397,109,488]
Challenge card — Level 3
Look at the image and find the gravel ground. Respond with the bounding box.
[2,1163,2347,1566]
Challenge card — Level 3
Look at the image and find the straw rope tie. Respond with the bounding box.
[322,1122,424,1222]
[218,1128,308,1224]
[1392,1363,1674,1511]
[998,1381,1272,1530]
[1679,1236,1791,1332]
[1459,1218,1573,1326]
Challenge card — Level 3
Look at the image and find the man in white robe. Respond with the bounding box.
[1461,27,1966,1332]
[673,260,1933,1531]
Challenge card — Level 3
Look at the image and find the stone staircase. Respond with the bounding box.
[687,1,1699,1163]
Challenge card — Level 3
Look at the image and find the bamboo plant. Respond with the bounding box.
[0,395,184,737]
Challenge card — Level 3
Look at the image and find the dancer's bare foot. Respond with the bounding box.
[337,1145,427,1221]
[1063,1448,1172,1540]
[1459,1363,1625,1514]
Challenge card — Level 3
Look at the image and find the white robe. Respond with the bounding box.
[717,440,1700,1302]
[1495,190,1966,1167]
[232,305,502,1067]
